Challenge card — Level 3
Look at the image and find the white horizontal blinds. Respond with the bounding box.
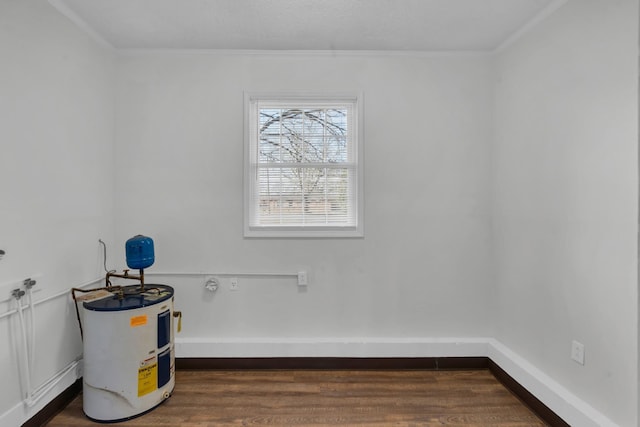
[251,99,357,228]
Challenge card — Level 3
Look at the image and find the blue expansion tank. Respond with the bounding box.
[125,235,155,270]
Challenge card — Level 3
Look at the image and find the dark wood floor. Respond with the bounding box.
[47,370,546,426]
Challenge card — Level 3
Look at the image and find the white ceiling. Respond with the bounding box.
[50,0,564,52]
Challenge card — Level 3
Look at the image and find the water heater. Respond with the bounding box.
[82,285,175,422]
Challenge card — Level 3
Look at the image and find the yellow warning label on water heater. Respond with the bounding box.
[130,315,148,327]
[138,362,157,397]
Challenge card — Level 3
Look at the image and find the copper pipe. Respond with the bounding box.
[106,269,146,291]
[71,285,124,339]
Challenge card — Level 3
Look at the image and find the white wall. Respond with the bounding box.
[0,0,115,423]
[114,53,494,342]
[1,1,638,426]
[492,1,638,426]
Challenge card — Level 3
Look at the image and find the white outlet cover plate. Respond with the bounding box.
[571,340,585,365]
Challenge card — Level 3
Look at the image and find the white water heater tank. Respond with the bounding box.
[82,284,175,422]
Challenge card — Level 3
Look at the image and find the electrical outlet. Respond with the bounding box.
[297,271,308,286]
[230,277,238,291]
[571,340,585,365]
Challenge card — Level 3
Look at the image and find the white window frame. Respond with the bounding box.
[244,91,364,238]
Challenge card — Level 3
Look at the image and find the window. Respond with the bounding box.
[244,92,363,237]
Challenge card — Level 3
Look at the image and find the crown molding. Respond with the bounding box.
[48,0,566,57]
[493,0,569,54]
[47,0,115,51]
[116,48,491,58]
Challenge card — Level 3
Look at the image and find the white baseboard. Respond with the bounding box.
[176,336,618,426]
[487,339,617,427]
[175,336,491,358]
[0,360,81,427]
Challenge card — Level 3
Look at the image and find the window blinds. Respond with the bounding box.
[247,97,359,232]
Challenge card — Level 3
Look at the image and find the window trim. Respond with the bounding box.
[243,91,364,238]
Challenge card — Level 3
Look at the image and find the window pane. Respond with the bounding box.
[258,107,349,164]
[246,93,361,236]
[255,166,353,226]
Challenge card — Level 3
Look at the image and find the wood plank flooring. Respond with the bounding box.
[46,370,546,426]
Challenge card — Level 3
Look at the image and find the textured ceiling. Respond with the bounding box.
[50,0,563,51]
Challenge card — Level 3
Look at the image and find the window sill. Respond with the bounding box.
[244,226,364,239]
